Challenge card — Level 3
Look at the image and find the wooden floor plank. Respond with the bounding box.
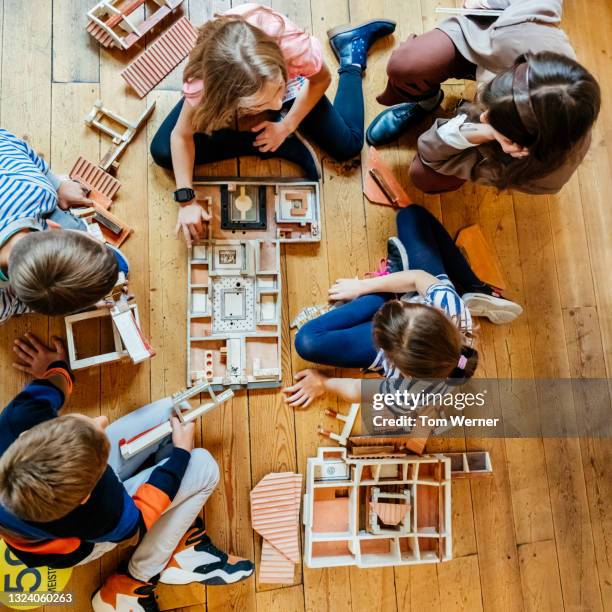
[518,541,565,612]
[52,0,100,83]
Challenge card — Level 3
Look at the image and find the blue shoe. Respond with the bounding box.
[366,93,444,146]
[387,237,409,273]
[327,19,396,70]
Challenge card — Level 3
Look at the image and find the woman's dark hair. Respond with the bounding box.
[468,51,600,189]
[372,301,478,381]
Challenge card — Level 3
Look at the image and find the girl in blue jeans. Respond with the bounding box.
[283,205,522,408]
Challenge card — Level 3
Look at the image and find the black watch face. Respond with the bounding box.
[176,188,194,202]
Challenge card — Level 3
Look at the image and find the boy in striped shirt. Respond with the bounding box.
[0,129,125,323]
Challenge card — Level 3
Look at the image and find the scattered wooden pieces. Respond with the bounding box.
[85,100,156,172]
[121,16,197,98]
[87,0,185,50]
[250,472,302,584]
[69,156,121,199]
[364,147,411,208]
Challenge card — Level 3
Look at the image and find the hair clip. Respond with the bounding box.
[457,355,468,370]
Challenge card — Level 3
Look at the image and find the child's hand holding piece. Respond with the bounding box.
[12,334,67,377]
[57,178,94,210]
[175,203,211,247]
[171,416,195,452]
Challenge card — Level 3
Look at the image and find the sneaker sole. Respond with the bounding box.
[463,294,523,325]
[388,237,409,271]
[326,19,397,61]
[159,565,254,586]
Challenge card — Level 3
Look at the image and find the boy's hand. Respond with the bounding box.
[282,369,328,409]
[171,416,195,452]
[329,278,364,301]
[13,334,67,378]
[57,179,94,210]
[175,202,211,247]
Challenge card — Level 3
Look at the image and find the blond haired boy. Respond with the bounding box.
[0,334,253,612]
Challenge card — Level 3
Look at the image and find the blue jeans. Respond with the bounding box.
[294,205,487,368]
[150,65,364,169]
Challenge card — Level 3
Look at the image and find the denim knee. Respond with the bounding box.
[328,134,364,162]
[397,203,429,226]
[294,325,320,362]
[150,132,173,169]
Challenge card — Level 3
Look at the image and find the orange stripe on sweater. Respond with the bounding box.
[42,367,73,396]
[132,483,171,530]
[4,535,81,555]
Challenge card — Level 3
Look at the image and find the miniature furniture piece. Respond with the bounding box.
[85,100,156,172]
[369,488,411,534]
[364,147,410,208]
[250,472,302,584]
[193,179,322,243]
[119,380,234,459]
[348,433,429,457]
[318,403,360,446]
[69,156,121,208]
[87,0,184,50]
[444,451,493,479]
[121,16,198,98]
[79,203,134,247]
[303,448,451,568]
[455,224,507,291]
[187,238,282,389]
[65,302,153,370]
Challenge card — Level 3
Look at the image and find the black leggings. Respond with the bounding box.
[150,65,364,168]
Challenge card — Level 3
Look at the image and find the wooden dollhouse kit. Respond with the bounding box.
[302,447,452,568]
[186,179,322,389]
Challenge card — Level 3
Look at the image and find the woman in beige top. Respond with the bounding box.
[366,0,601,194]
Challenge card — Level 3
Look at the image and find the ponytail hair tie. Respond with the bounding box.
[457,355,468,370]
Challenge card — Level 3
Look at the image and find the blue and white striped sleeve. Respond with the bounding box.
[424,283,473,333]
[0,288,31,325]
[20,135,49,174]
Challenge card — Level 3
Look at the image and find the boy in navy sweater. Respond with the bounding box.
[0,334,253,612]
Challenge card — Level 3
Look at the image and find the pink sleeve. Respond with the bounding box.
[230,4,324,79]
[182,78,204,107]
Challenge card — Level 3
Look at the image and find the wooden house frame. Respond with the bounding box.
[303,447,452,569]
[187,238,282,389]
[192,178,322,243]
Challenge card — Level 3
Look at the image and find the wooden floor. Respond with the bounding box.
[0,1,610,611]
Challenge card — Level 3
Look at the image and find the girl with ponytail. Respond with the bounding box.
[283,205,521,410]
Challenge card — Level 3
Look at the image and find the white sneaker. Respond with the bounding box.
[462,292,523,324]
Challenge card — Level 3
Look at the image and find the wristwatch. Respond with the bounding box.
[173,188,196,204]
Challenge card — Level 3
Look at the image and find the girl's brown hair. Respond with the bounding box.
[373,301,478,380]
[467,51,600,189]
[184,8,288,134]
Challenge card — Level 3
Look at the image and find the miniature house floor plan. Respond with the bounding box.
[193,179,321,243]
[303,448,452,568]
[186,179,322,389]
[187,238,281,389]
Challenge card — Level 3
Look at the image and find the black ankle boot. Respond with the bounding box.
[327,19,396,70]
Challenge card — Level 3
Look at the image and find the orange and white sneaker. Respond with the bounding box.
[91,574,158,612]
[160,522,254,586]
